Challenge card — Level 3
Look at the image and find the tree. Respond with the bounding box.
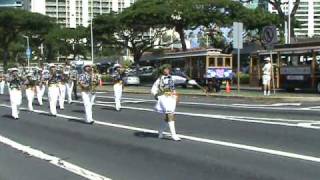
[241,0,301,41]
[94,11,169,66]
[131,0,277,51]
[0,8,54,71]
[44,26,89,62]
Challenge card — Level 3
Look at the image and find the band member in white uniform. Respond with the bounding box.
[71,64,79,101]
[151,64,181,141]
[113,64,125,111]
[8,68,23,119]
[262,57,272,96]
[64,64,74,104]
[0,72,5,95]
[79,63,99,124]
[57,65,66,110]
[35,67,46,106]
[24,72,36,111]
[46,64,59,116]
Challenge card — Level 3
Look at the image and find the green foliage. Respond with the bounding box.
[0,8,54,71]
[123,59,133,69]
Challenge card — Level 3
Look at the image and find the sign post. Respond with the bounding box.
[26,48,31,70]
[262,25,278,95]
[233,22,243,93]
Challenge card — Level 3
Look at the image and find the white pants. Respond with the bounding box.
[263,75,271,85]
[36,85,45,105]
[0,81,5,94]
[48,86,59,115]
[66,81,74,103]
[82,91,95,122]
[113,83,123,111]
[10,89,22,118]
[58,83,66,109]
[155,95,177,114]
[26,88,35,111]
[6,82,10,95]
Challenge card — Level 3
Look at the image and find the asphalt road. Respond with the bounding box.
[0,91,320,180]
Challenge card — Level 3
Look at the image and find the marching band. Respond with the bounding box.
[0,63,182,141]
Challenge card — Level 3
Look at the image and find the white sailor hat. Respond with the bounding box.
[48,63,56,68]
[113,64,122,69]
[10,68,19,72]
[264,57,271,61]
[82,63,93,70]
[26,72,33,77]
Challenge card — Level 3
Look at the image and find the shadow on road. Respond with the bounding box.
[72,109,85,113]
[1,114,15,120]
[134,131,158,139]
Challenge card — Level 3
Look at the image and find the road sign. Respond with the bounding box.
[26,48,31,59]
[262,25,278,46]
[233,22,243,49]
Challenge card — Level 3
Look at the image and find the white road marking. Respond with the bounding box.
[62,100,320,130]
[0,133,111,180]
[17,96,320,129]
[1,104,320,164]
[233,103,302,107]
[96,103,320,128]
[96,95,320,112]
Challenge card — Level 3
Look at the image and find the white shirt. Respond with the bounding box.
[263,63,271,76]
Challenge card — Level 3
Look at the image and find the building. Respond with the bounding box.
[268,0,320,38]
[0,0,23,8]
[235,0,268,9]
[25,0,136,28]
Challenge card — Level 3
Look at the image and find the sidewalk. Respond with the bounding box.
[96,85,320,102]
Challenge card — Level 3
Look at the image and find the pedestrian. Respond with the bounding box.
[71,65,79,100]
[24,72,36,111]
[57,65,66,110]
[47,64,59,116]
[0,72,5,95]
[8,68,23,119]
[112,64,125,111]
[79,63,99,124]
[151,64,181,141]
[35,67,46,106]
[262,57,272,96]
[64,63,74,104]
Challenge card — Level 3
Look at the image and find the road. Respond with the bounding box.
[0,91,320,180]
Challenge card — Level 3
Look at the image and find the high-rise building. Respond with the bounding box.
[235,0,268,9]
[0,0,23,8]
[25,0,136,28]
[268,0,320,38]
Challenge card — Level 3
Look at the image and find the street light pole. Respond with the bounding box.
[288,0,292,44]
[90,0,94,64]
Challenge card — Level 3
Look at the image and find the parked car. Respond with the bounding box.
[123,73,140,86]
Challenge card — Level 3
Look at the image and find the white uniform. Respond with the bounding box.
[8,71,22,119]
[24,74,36,111]
[0,74,5,95]
[79,71,98,123]
[36,69,46,106]
[65,67,75,104]
[151,75,181,141]
[262,63,271,85]
[57,72,66,109]
[47,72,59,116]
[113,71,124,111]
